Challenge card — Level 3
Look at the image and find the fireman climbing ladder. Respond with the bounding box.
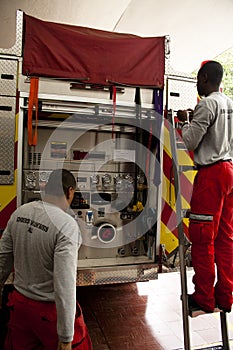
[167,110,230,350]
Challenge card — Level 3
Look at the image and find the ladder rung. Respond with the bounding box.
[176,141,187,150]
[189,307,222,318]
[176,344,224,349]
[179,165,196,172]
[194,345,224,349]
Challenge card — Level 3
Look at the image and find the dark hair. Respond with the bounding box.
[45,169,76,197]
[198,61,223,86]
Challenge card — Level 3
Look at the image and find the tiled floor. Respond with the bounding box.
[77,269,233,350]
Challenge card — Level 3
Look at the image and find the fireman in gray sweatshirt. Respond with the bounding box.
[177,61,233,315]
[0,169,92,350]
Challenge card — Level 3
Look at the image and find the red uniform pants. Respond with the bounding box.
[189,160,233,312]
[4,289,92,350]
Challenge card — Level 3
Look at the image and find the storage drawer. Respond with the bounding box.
[0,96,16,184]
[0,59,18,97]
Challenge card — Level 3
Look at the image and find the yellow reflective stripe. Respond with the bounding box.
[162,174,190,209]
[160,221,179,253]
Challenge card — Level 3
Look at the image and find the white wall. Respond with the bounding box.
[1,0,233,73]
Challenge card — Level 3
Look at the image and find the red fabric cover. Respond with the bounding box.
[22,13,165,87]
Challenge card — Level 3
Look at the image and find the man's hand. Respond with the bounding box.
[57,341,72,350]
[177,109,193,122]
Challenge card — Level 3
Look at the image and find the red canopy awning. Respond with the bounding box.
[22,13,165,88]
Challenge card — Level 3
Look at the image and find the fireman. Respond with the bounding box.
[177,61,233,314]
[0,169,92,350]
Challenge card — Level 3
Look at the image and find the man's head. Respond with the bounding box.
[197,61,223,97]
[45,169,76,207]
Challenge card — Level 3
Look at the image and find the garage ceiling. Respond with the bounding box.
[1,0,233,73]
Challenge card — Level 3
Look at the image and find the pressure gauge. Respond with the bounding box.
[102,173,111,185]
[91,174,99,185]
[124,174,134,184]
[39,171,50,183]
[114,174,123,185]
[25,171,36,189]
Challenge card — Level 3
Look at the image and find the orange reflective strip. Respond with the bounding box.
[28,77,39,146]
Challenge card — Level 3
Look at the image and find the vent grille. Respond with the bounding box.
[28,152,41,166]
[76,265,158,286]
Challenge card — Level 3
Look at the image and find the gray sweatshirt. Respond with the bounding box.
[0,200,82,343]
[182,92,233,165]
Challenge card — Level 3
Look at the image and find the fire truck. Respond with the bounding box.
[0,10,197,286]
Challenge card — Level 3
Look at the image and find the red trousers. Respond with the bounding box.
[4,289,92,350]
[189,160,233,312]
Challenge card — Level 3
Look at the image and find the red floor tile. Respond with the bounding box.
[77,283,164,350]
